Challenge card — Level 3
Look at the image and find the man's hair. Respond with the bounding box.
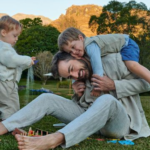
[51,51,76,78]
[0,15,22,32]
[58,27,86,51]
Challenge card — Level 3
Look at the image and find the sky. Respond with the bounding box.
[1,0,150,20]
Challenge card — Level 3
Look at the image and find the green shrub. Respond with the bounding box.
[57,80,72,88]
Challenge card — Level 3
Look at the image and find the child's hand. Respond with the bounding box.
[31,57,36,61]
[30,57,37,65]
[31,60,35,65]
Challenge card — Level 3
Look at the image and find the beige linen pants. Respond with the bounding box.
[0,81,20,120]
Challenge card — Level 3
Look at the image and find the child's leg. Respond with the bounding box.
[124,61,150,83]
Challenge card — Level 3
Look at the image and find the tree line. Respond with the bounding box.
[15,0,150,84]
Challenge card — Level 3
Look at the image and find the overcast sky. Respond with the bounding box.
[1,0,150,20]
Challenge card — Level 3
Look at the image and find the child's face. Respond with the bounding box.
[63,35,84,59]
[1,27,21,46]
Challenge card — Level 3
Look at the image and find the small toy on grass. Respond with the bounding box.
[107,139,135,145]
[12,127,50,137]
[12,128,27,136]
[118,140,134,145]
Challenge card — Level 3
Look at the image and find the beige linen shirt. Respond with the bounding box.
[72,53,150,141]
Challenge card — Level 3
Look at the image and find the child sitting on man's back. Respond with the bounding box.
[58,27,150,97]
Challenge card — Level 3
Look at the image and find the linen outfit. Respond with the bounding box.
[0,41,32,120]
[2,53,150,148]
[85,34,139,77]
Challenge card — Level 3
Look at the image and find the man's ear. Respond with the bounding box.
[78,34,84,41]
[1,29,7,37]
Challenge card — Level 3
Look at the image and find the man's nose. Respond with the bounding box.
[70,71,78,79]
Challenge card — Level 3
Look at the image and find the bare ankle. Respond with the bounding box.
[0,122,8,135]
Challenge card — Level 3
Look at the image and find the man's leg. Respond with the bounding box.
[58,94,130,148]
[0,93,85,134]
[12,94,129,150]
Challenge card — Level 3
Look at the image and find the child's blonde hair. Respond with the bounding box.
[0,15,22,32]
[58,27,86,51]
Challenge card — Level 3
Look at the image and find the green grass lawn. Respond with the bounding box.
[0,79,150,150]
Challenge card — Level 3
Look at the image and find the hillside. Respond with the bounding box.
[51,5,102,37]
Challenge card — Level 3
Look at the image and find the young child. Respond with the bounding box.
[0,15,36,120]
[58,27,150,96]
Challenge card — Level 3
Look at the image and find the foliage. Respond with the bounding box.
[20,18,42,29]
[138,30,150,69]
[33,51,53,85]
[57,80,72,88]
[15,25,60,56]
[89,0,149,35]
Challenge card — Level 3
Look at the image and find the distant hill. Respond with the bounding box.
[0,13,52,25]
[0,13,8,18]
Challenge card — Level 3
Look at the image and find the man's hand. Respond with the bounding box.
[72,81,86,97]
[91,74,115,92]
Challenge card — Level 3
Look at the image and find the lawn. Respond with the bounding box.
[0,79,150,150]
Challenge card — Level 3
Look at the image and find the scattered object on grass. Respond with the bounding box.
[35,128,50,135]
[12,127,50,137]
[12,128,27,136]
[107,139,135,145]
[107,140,117,144]
[96,138,105,141]
[53,123,66,128]
[86,137,92,140]
[118,140,134,145]
[34,60,39,64]
[30,88,53,95]
[18,85,26,91]
[28,127,34,136]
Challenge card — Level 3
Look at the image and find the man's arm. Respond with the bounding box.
[114,78,150,99]
[91,74,150,99]
[91,53,150,99]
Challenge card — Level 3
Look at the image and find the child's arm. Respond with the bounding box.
[1,46,32,69]
[86,42,103,77]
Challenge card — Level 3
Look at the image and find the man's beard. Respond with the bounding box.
[78,59,92,80]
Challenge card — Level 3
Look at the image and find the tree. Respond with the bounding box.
[33,51,53,85]
[137,30,150,70]
[15,25,60,56]
[89,0,148,35]
[20,18,42,29]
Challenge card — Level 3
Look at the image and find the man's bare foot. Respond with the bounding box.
[15,132,65,150]
[0,122,8,135]
[90,89,101,97]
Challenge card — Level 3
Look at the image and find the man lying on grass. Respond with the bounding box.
[0,51,150,150]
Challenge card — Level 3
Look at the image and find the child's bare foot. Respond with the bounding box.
[15,132,65,150]
[90,89,101,97]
